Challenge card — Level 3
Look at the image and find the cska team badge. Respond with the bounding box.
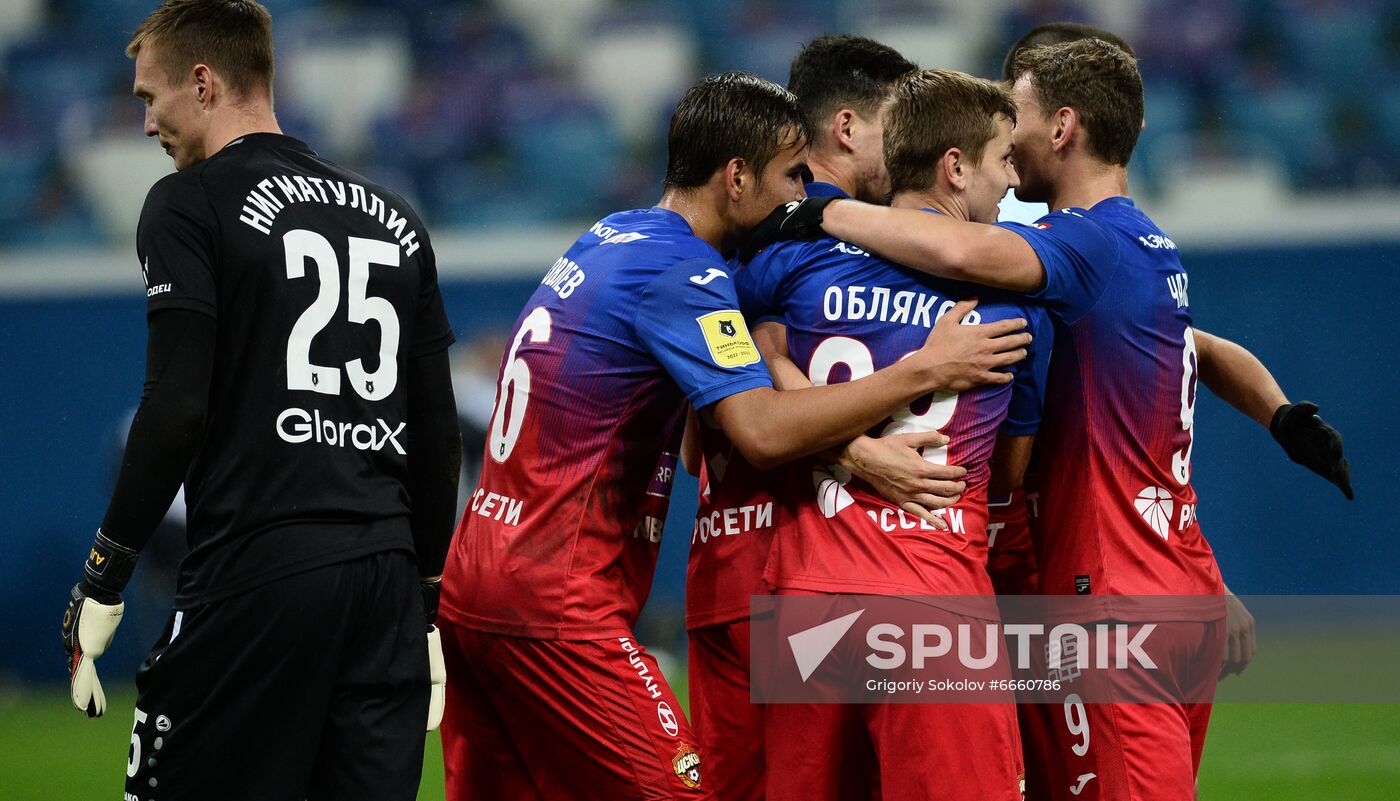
[718,319,736,337]
[672,743,702,789]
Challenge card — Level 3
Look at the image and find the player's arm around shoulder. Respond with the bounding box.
[806,198,1047,292]
[709,299,1030,469]
[748,320,965,527]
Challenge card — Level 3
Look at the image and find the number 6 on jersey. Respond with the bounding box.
[490,306,553,462]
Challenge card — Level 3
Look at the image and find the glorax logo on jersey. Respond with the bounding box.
[276,407,406,454]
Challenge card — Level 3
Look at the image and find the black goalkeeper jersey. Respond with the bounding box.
[136,133,455,607]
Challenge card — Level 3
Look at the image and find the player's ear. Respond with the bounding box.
[1051,106,1075,154]
[833,108,857,153]
[942,148,967,190]
[723,157,747,203]
[192,63,213,109]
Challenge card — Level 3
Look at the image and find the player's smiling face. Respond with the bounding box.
[133,43,208,171]
[966,113,1018,224]
[1010,75,1054,204]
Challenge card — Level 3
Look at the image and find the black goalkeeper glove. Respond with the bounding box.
[421,577,445,731]
[420,577,441,629]
[1271,401,1353,500]
[739,195,840,262]
[62,530,138,717]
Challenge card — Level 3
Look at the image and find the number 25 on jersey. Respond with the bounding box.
[283,229,401,402]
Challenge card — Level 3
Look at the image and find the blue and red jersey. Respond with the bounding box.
[729,188,1050,600]
[999,197,1224,615]
[441,207,773,639]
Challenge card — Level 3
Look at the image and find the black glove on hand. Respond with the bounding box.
[62,530,138,717]
[1271,401,1354,500]
[421,577,446,731]
[420,577,442,630]
[739,195,839,262]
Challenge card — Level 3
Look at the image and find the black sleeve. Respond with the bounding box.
[138,173,220,319]
[409,232,455,357]
[406,347,461,577]
[99,309,216,552]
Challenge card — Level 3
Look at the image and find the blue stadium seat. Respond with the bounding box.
[4,34,119,126]
[506,105,622,218]
[1221,85,1329,185]
[1282,7,1384,93]
[1135,82,1199,192]
[1374,87,1400,161]
[0,146,46,234]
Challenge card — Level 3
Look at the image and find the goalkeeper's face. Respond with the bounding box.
[133,44,208,171]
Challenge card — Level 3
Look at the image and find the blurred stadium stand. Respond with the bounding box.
[2,0,1398,684]
[0,0,1398,246]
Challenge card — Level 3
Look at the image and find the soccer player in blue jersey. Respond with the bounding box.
[741,38,1354,801]
[998,22,1350,507]
[991,21,1352,682]
[740,68,1044,801]
[683,38,937,801]
[437,72,1031,801]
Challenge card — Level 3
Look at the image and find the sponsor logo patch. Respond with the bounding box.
[601,231,649,245]
[1133,486,1174,541]
[657,701,680,737]
[696,311,759,368]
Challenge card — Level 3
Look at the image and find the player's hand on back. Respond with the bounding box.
[1271,401,1354,500]
[913,299,1030,393]
[839,431,968,531]
[739,196,841,262]
[1220,591,1257,679]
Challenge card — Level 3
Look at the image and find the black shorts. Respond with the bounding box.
[124,548,429,801]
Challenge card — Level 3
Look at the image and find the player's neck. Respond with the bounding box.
[657,187,728,255]
[806,152,858,198]
[203,103,283,160]
[1046,159,1130,211]
[890,188,967,222]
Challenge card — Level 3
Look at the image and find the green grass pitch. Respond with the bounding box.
[2,686,1396,799]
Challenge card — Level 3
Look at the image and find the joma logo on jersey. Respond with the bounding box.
[276,408,406,454]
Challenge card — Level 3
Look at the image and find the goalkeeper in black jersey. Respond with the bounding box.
[59,3,460,800]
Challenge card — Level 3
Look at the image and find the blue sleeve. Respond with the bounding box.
[635,256,774,410]
[734,243,797,326]
[999,307,1052,436]
[996,212,1118,323]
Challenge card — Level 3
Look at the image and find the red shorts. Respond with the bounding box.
[687,619,763,801]
[1019,620,1223,801]
[439,623,713,801]
[762,592,1022,801]
[765,700,1022,801]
